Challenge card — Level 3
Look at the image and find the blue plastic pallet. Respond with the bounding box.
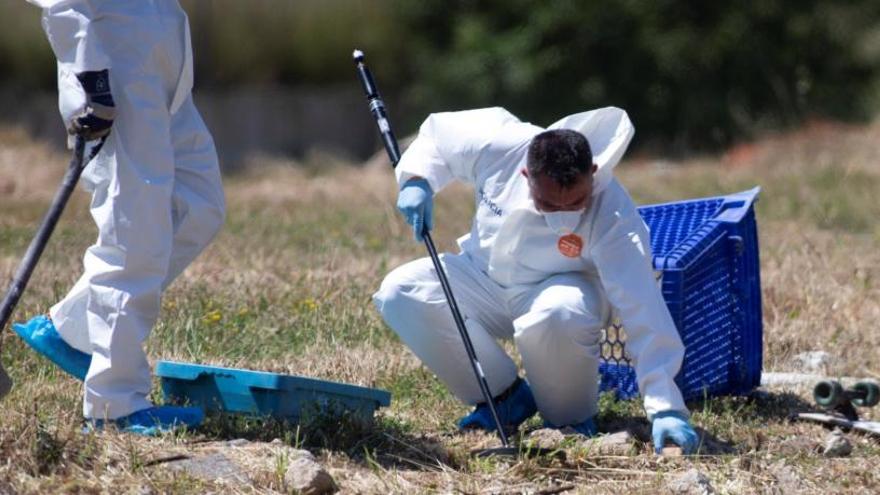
[156,361,391,421]
[599,187,763,401]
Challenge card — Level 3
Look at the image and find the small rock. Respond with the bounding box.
[790,351,832,374]
[226,438,250,447]
[661,446,684,457]
[593,431,635,455]
[288,448,316,462]
[666,469,715,495]
[271,438,283,445]
[167,453,250,484]
[777,435,820,455]
[527,428,566,449]
[284,456,338,495]
[822,430,852,457]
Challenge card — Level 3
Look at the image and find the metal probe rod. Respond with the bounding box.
[353,49,510,447]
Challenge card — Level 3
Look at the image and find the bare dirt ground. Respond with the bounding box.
[0,120,878,493]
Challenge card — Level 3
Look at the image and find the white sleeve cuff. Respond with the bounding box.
[394,135,454,193]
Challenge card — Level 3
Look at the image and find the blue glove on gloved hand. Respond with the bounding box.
[397,178,434,242]
[652,410,699,454]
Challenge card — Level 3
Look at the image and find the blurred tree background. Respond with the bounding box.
[2,0,879,158]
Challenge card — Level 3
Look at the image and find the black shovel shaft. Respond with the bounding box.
[353,50,510,447]
[0,137,87,332]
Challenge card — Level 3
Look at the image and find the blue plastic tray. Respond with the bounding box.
[156,361,391,421]
[599,187,763,401]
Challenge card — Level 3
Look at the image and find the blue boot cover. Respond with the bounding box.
[545,416,599,437]
[13,315,91,381]
[458,378,538,432]
[88,405,205,436]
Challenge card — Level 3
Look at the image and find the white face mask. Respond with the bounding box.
[543,209,585,235]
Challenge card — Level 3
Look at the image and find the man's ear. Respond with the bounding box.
[521,168,529,178]
[591,163,598,175]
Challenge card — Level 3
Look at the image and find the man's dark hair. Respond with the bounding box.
[526,129,593,187]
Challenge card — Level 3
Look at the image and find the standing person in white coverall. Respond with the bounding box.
[373,107,699,453]
[13,0,225,435]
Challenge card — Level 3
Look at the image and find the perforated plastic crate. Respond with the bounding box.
[599,187,763,401]
[156,361,391,421]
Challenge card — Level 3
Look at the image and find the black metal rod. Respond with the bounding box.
[0,137,87,331]
[0,136,100,399]
[353,49,510,447]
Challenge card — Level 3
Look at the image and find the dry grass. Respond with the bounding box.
[1,120,879,493]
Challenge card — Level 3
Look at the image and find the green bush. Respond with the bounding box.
[0,4,55,90]
[181,0,404,87]
[5,0,880,152]
[396,0,880,151]
[2,1,404,91]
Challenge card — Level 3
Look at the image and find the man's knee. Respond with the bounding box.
[513,304,604,349]
[373,263,428,319]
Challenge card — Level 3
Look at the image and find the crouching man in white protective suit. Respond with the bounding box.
[13,0,225,435]
[373,107,699,453]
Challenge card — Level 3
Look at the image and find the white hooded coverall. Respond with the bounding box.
[373,107,688,426]
[28,0,226,419]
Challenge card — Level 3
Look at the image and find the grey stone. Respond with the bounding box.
[226,438,250,447]
[777,435,820,455]
[284,455,338,495]
[592,431,635,455]
[293,448,316,461]
[666,469,715,495]
[822,430,852,457]
[529,428,637,455]
[527,428,566,449]
[167,452,250,484]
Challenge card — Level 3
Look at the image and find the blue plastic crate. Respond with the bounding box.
[599,187,763,401]
[156,361,391,421]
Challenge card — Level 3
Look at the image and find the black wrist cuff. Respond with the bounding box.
[76,69,111,95]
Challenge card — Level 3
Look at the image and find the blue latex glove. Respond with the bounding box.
[652,410,699,454]
[396,178,434,242]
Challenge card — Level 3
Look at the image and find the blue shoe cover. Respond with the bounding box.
[88,405,204,436]
[546,416,598,437]
[458,378,537,432]
[12,315,91,381]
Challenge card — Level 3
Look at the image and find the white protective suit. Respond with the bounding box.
[28,0,226,419]
[373,107,688,425]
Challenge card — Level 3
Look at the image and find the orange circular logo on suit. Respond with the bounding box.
[557,233,583,258]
